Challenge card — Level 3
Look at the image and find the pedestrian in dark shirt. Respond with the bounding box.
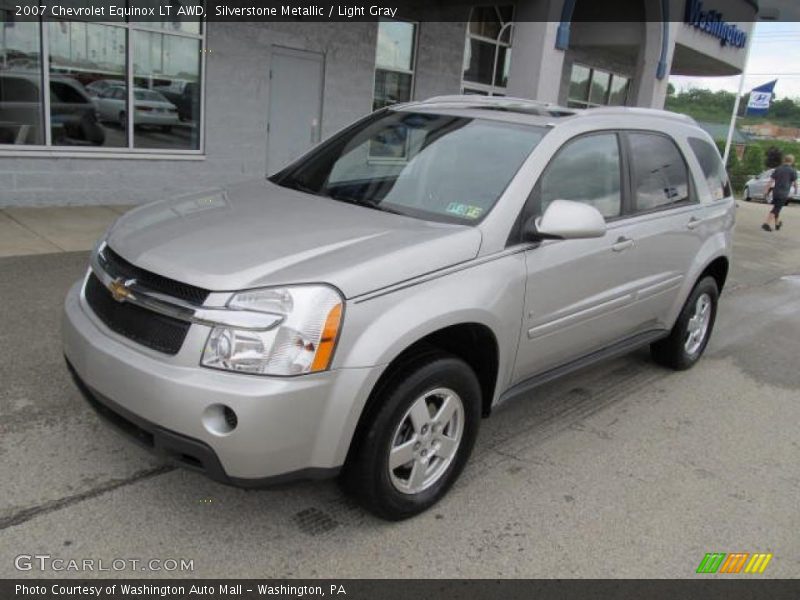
[762,154,797,232]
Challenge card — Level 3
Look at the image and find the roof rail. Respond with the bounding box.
[407,94,577,117]
[581,106,697,125]
[421,94,558,108]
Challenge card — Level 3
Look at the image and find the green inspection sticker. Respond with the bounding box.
[446,202,484,219]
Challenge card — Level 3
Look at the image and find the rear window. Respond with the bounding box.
[0,76,39,102]
[688,137,731,200]
[628,132,691,212]
[135,90,168,102]
[50,81,88,104]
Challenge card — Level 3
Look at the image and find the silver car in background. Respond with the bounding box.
[63,96,735,520]
[744,168,800,203]
[94,87,180,132]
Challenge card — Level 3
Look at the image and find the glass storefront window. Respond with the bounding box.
[48,20,126,147]
[0,12,43,144]
[133,30,200,149]
[588,70,610,105]
[608,75,630,106]
[568,64,629,108]
[372,20,416,111]
[0,15,204,154]
[462,5,514,96]
[373,69,412,111]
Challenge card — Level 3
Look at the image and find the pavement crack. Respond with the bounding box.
[0,465,174,531]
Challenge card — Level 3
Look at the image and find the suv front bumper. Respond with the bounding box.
[62,280,381,485]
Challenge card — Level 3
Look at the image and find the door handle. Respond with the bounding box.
[687,217,702,230]
[611,236,634,252]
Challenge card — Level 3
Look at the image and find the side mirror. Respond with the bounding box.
[523,199,607,241]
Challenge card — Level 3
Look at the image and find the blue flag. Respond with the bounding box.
[745,80,777,116]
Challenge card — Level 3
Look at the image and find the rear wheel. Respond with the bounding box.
[342,351,481,520]
[651,276,718,370]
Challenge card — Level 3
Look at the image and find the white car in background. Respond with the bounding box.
[744,169,800,204]
[94,87,180,132]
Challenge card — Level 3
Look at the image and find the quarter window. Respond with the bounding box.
[688,137,731,200]
[628,133,691,211]
[536,133,622,219]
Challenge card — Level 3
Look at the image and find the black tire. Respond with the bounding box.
[118,111,126,130]
[160,125,172,133]
[341,351,481,520]
[651,276,719,370]
[743,187,751,201]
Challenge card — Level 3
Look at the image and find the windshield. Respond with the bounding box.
[270,110,546,224]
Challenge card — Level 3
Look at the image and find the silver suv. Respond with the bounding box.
[63,96,735,520]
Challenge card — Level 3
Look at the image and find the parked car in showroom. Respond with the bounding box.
[0,72,104,145]
[744,168,800,203]
[63,96,734,520]
[94,86,179,132]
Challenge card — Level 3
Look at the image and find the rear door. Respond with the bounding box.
[613,131,704,330]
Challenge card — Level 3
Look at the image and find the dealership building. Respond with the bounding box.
[0,0,757,206]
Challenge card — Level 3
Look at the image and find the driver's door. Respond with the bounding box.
[512,132,645,382]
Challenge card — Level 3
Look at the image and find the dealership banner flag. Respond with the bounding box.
[746,80,777,116]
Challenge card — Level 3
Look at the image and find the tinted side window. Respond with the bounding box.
[538,133,622,219]
[629,133,690,211]
[688,137,731,200]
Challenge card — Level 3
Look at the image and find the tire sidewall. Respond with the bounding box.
[355,356,481,519]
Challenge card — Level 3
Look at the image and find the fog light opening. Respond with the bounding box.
[202,404,238,436]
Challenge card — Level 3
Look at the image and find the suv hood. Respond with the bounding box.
[106,179,482,298]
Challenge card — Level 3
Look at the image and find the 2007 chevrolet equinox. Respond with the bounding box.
[63,96,735,520]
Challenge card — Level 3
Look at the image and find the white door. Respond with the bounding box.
[266,47,324,175]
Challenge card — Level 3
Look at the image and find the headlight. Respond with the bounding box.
[201,285,344,376]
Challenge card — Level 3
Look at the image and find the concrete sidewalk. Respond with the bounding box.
[0,206,132,258]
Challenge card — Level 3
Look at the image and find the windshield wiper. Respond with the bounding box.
[282,179,320,196]
[328,193,405,216]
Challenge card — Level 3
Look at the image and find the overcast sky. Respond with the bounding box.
[670,21,800,100]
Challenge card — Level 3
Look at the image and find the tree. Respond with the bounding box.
[765,146,783,169]
[667,83,675,97]
[741,145,764,179]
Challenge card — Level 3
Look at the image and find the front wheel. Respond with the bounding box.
[743,187,751,201]
[341,351,481,520]
[651,276,719,370]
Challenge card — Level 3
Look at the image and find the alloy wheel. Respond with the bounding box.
[388,387,464,495]
[684,293,712,355]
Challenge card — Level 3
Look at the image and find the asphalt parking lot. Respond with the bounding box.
[0,200,798,579]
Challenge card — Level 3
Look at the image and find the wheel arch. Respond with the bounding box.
[698,255,729,294]
[342,322,501,468]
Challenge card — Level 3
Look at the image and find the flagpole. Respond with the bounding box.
[722,28,755,166]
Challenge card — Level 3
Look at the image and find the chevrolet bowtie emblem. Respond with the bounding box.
[108,278,136,303]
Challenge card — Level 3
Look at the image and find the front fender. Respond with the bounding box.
[323,251,527,462]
